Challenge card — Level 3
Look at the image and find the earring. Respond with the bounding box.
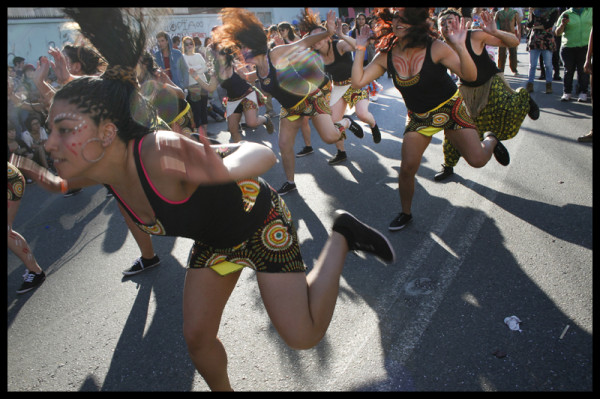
[81,137,105,163]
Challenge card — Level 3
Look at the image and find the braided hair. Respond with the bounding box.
[53,8,157,142]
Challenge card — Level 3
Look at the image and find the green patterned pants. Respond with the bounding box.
[442,74,530,167]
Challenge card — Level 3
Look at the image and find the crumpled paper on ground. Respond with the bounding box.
[504,315,522,332]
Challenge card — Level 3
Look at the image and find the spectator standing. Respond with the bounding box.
[554,7,593,102]
[526,8,558,94]
[182,36,211,136]
[496,7,521,75]
[153,31,190,91]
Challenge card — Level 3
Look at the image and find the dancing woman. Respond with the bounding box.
[299,8,380,166]
[434,8,539,181]
[351,7,509,231]
[192,46,274,142]
[212,8,364,195]
[16,8,395,391]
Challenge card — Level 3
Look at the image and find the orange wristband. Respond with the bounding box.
[356,45,366,51]
[60,180,68,194]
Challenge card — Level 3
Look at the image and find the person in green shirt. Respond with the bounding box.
[554,7,593,102]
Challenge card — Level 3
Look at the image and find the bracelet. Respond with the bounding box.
[60,180,68,194]
[356,45,366,51]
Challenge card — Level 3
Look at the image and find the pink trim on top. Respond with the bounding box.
[137,135,190,205]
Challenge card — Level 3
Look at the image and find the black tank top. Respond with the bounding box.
[324,40,353,82]
[219,71,253,100]
[107,135,272,248]
[460,30,500,87]
[257,50,308,109]
[387,39,457,113]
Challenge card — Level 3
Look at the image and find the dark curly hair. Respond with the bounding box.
[297,8,325,37]
[373,7,438,53]
[62,44,105,75]
[53,8,156,142]
[212,8,269,58]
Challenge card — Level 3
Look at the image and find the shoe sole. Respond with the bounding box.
[296,151,314,158]
[16,276,46,294]
[388,219,412,231]
[328,157,347,165]
[343,116,364,139]
[335,210,396,263]
[277,187,297,196]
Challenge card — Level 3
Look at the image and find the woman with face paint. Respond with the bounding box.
[212,8,365,196]
[298,8,381,166]
[351,7,510,231]
[14,8,395,391]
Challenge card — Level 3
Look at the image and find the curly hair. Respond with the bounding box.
[212,8,268,57]
[54,8,157,141]
[297,8,324,37]
[62,44,105,75]
[373,7,438,53]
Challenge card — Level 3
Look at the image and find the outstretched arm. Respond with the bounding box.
[351,25,386,88]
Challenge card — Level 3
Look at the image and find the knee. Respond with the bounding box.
[183,321,213,353]
[280,331,323,350]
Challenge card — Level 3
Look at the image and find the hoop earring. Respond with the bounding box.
[81,138,105,163]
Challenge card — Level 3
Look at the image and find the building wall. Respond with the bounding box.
[7,8,341,65]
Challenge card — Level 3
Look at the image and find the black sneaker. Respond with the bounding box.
[63,188,83,198]
[333,210,396,264]
[264,115,275,134]
[277,181,297,195]
[484,132,510,166]
[343,116,364,138]
[122,256,161,276]
[434,164,454,181]
[328,150,347,165]
[389,212,412,231]
[17,270,46,294]
[296,146,314,157]
[371,124,381,144]
[528,97,540,120]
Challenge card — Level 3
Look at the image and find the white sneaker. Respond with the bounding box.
[560,93,572,102]
[578,93,588,102]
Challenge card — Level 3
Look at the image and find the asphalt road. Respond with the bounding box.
[7,42,593,391]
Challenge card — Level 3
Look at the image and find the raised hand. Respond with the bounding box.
[480,10,498,34]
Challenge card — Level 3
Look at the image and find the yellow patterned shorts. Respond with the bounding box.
[281,81,333,122]
[405,91,476,137]
[7,162,25,201]
[187,187,306,274]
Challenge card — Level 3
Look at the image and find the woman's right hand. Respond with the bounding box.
[356,25,371,47]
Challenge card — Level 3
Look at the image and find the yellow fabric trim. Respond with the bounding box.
[210,261,245,276]
[169,102,191,125]
[426,89,460,113]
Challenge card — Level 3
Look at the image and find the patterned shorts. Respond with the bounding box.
[281,81,332,121]
[7,162,25,201]
[404,91,476,136]
[232,97,259,114]
[187,187,306,274]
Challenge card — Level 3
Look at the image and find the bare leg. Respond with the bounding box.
[7,199,42,274]
[330,98,347,152]
[183,268,242,391]
[444,128,494,168]
[279,117,303,182]
[300,117,312,147]
[398,131,432,215]
[311,113,347,144]
[257,232,349,349]
[227,113,243,143]
[117,202,155,259]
